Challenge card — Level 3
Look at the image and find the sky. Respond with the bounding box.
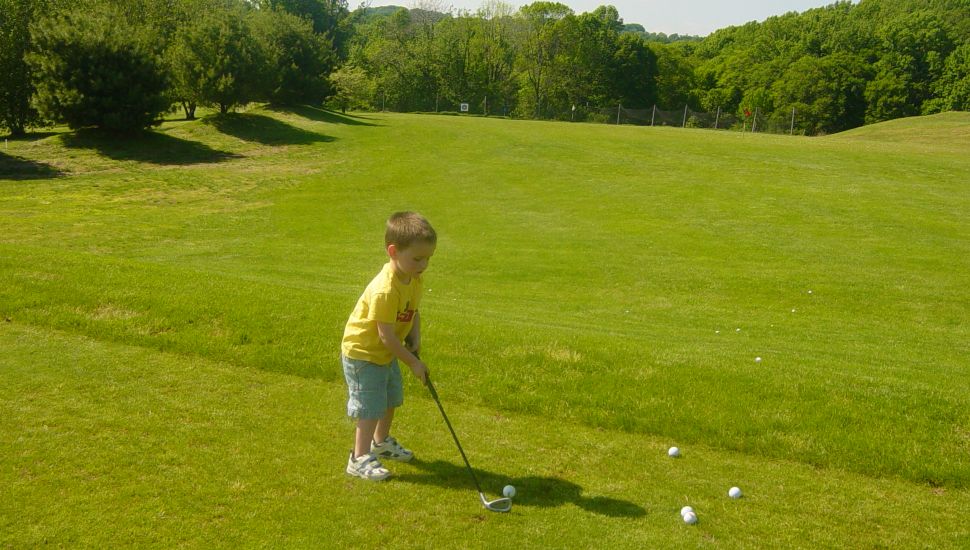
[386,1,856,36]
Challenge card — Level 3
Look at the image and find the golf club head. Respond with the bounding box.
[480,493,512,513]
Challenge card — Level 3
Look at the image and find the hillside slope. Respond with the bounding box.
[829,112,970,153]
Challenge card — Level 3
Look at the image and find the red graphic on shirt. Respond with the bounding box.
[397,301,415,323]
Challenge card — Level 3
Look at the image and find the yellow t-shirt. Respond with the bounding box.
[341,262,422,365]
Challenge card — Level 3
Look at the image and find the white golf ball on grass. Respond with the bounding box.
[683,511,698,524]
[503,485,516,498]
[680,506,694,517]
[668,446,681,458]
[729,486,743,499]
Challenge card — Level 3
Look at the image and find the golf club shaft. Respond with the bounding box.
[426,376,485,495]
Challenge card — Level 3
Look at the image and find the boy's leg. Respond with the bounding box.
[371,406,414,462]
[374,360,404,446]
[374,407,395,444]
[343,356,392,480]
[355,417,380,459]
[348,416,390,481]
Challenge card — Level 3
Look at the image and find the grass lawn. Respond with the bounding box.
[2,108,969,547]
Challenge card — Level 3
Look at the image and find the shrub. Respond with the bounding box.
[253,8,336,106]
[28,5,169,132]
[167,4,267,115]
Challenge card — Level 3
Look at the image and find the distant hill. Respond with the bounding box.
[358,5,406,20]
[361,6,701,43]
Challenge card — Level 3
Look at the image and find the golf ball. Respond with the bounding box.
[680,506,694,517]
[729,486,742,499]
[503,485,516,498]
[668,446,681,458]
[683,511,698,524]
[755,357,762,363]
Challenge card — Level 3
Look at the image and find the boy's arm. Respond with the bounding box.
[377,321,428,384]
[404,310,421,355]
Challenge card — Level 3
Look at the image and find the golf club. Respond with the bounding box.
[425,372,512,513]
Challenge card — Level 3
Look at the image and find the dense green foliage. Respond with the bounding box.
[691,0,969,131]
[257,0,351,55]
[167,4,267,116]
[345,0,968,132]
[254,8,338,105]
[349,2,658,118]
[0,0,54,135]
[28,6,170,132]
[1,0,341,133]
[622,23,702,44]
[2,0,969,135]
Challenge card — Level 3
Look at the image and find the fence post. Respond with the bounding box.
[682,105,688,127]
[790,107,796,135]
[651,105,656,126]
[752,107,759,132]
[714,106,720,129]
[617,104,622,125]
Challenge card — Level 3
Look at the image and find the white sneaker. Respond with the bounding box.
[371,436,414,462]
[346,452,391,481]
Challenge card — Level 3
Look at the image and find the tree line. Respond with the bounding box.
[343,0,970,134]
[1,0,969,137]
[0,0,349,135]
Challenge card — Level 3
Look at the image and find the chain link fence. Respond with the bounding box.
[376,96,805,136]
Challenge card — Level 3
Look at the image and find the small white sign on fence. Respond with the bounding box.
[460,103,469,112]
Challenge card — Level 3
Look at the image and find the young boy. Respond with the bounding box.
[341,212,435,480]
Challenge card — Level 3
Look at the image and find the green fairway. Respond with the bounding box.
[2,108,969,547]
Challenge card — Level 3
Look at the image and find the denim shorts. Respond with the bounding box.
[342,355,404,419]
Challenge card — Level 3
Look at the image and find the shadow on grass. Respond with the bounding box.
[3,131,59,141]
[205,112,336,145]
[266,104,380,127]
[395,459,646,518]
[0,150,63,180]
[62,129,242,165]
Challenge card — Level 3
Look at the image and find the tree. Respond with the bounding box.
[28,5,170,132]
[611,30,657,108]
[167,3,267,115]
[410,1,452,112]
[771,53,866,134]
[865,10,955,121]
[930,43,970,111]
[328,64,375,111]
[258,0,351,57]
[351,7,426,112]
[433,16,476,111]
[650,42,698,109]
[0,0,55,135]
[555,9,618,110]
[252,7,337,105]
[515,1,573,118]
[469,2,518,115]
[865,58,915,123]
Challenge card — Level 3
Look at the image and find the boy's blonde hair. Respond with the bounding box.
[385,211,437,250]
